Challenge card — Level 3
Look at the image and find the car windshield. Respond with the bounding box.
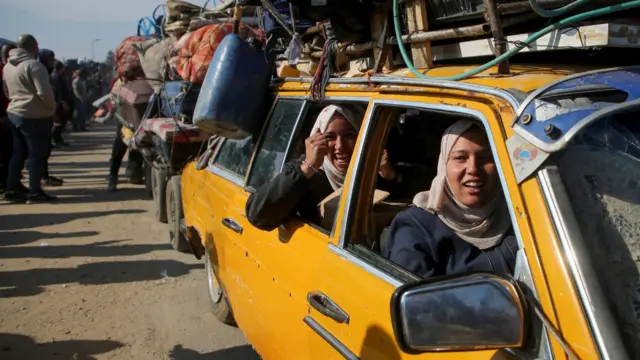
[551,109,640,357]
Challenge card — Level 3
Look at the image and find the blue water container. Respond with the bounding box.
[193,34,274,139]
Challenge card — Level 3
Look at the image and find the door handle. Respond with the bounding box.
[307,291,349,324]
[221,217,243,234]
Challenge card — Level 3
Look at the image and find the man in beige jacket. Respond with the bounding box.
[2,34,57,203]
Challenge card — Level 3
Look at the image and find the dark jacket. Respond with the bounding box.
[246,156,421,232]
[246,157,334,231]
[382,207,517,279]
[0,64,8,117]
[51,71,72,120]
[51,72,71,104]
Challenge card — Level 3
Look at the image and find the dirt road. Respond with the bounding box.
[0,126,259,360]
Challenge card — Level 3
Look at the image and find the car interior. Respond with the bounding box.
[366,108,482,253]
[287,102,489,254]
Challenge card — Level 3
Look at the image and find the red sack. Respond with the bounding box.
[115,35,150,81]
[176,23,262,84]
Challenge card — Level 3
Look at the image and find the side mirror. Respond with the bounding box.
[391,273,527,354]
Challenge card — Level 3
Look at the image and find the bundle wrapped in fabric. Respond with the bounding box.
[116,35,155,81]
[176,22,263,84]
[133,37,178,92]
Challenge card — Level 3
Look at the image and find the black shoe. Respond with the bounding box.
[18,183,29,193]
[26,190,57,204]
[107,176,117,192]
[2,191,27,203]
[44,176,64,187]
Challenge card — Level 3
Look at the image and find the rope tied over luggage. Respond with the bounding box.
[310,21,338,101]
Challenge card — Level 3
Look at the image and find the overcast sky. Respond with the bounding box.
[0,0,173,61]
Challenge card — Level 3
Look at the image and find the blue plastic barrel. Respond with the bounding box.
[193,34,273,139]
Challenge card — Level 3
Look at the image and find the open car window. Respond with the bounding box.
[339,103,520,285]
[247,99,304,191]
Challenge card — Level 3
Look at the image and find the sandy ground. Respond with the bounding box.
[0,125,260,360]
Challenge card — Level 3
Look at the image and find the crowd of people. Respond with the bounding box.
[0,34,111,203]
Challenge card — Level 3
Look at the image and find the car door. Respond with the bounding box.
[201,134,256,323]
[219,97,322,359]
[222,95,374,359]
[304,96,561,359]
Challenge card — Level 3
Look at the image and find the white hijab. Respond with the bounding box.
[412,120,511,249]
[310,104,360,190]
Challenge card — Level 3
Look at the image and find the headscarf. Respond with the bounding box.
[310,104,361,190]
[412,119,511,249]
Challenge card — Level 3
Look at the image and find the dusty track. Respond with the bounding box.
[0,125,259,360]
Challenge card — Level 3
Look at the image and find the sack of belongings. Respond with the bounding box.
[116,35,155,81]
[133,37,178,92]
[176,22,263,84]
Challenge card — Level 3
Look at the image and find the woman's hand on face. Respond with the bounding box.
[301,129,332,178]
[379,149,397,181]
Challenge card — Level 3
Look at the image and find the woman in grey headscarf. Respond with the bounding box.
[383,120,517,279]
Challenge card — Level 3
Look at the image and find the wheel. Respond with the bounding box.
[152,166,168,223]
[166,175,191,252]
[144,161,153,198]
[205,246,235,326]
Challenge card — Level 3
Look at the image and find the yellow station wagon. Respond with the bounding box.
[175,65,640,360]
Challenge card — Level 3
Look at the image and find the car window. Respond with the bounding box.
[289,101,368,232]
[248,99,304,190]
[340,104,517,282]
[552,111,640,358]
[213,136,254,179]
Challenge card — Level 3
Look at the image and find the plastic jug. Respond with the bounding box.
[193,34,274,139]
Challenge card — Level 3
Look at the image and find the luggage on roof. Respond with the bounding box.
[116,36,154,81]
[192,34,274,139]
[176,22,262,85]
[111,79,154,130]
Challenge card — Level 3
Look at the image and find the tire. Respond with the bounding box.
[152,166,169,223]
[166,175,191,252]
[205,246,235,326]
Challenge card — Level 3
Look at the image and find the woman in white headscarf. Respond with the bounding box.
[382,119,517,279]
[247,104,402,231]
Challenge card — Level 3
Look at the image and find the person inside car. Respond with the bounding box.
[246,104,407,231]
[383,120,517,279]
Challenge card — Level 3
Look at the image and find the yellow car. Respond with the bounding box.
[178,65,640,360]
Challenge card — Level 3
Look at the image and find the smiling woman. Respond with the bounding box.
[245,101,415,233]
[383,119,517,279]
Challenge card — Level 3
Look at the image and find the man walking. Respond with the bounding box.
[2,34,57,203]
[51,60,71,146]
[72,68,89,132]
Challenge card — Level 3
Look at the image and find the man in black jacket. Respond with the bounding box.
[50,61,71,146]
[35,50,64,187]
